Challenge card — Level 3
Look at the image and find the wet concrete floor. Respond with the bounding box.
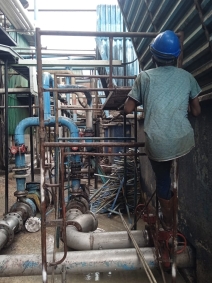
[0,174,186,283]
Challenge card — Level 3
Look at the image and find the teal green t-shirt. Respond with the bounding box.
[128,66,201,161]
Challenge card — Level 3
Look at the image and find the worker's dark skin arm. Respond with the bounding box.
[189,97,201,116]
[124,97,137,114]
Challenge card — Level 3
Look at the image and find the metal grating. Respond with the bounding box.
[102,87,130,110]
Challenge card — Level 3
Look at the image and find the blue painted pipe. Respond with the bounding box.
[14,72,81,193]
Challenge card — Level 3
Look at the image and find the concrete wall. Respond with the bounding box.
[138,99,212,283]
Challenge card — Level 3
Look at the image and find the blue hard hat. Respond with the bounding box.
[150,30,181,60]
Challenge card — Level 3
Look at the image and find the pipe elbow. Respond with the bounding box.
[15,117,39,145]
[67,211,98,232]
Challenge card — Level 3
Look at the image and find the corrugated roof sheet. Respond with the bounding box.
[118,0,212,95]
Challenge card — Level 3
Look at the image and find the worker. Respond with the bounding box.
[124,30,201,231]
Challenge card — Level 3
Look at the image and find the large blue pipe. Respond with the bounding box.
[14,72,80,192]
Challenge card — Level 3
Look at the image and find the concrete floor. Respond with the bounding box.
[0,174,187,283]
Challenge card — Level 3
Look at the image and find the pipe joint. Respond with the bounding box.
[10,200,36,221]
[13,166,29,179]
[69,184,90,200]
[66,195,89,214]
[3,212,23,233]
[66,211,98,232]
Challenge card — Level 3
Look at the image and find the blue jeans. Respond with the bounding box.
[149,159,173,200]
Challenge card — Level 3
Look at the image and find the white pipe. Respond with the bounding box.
[0,247,194,277]
[66,226,149,250]
[9,0,30,30]
[11,0,34,30]
[0,0,25,30]
[86,107,93,128]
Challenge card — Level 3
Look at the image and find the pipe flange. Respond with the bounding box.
[14,173,29,178]
[20,198,36,217]
[13,167,29,172]
[66,220,82,231]
[25,217,41,232]
[3,213,23,233]
[14,190,28,198]
[0,221,14,247]
[66,196,89,214]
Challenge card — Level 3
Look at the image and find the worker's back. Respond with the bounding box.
[136,66,201,161]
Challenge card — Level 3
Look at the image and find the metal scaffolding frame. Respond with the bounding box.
[35,28,184,283]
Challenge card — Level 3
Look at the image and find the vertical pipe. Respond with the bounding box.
[94,122,98,190]
[72,93,77,122]
[34,0,38,26]
[36,27,48,283]
[123,114,127,198]
[134,108,137,229]
[171,31,184,283]
[172,159,178,283]
[123,22,126,87]
[54,74,60,249]
[29,91,34,181]
[4,60,8,214]
[109,37,113,88]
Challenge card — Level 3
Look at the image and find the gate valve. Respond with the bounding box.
[10,146,18,155]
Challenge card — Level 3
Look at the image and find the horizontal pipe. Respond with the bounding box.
[39,30,159,37]
[56,74,136,79]
[0,247,194,277]
[28,9,96,12]
[64,152,146,157]
[43,142,145,148]
[66,227,148,250]
[58,137,135,140]
[43,87,131,93]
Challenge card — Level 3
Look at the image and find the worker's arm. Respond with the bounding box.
[124,97,137,114]
[189,96,201,117]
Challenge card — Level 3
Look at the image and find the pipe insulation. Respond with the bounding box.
[0,247,194,277]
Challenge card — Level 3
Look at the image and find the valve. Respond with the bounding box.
[10,146,18,155]
[10,144,28,155]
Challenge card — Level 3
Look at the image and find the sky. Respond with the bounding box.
[27,0,118,50]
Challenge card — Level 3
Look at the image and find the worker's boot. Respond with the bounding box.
[158,196,174,231]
